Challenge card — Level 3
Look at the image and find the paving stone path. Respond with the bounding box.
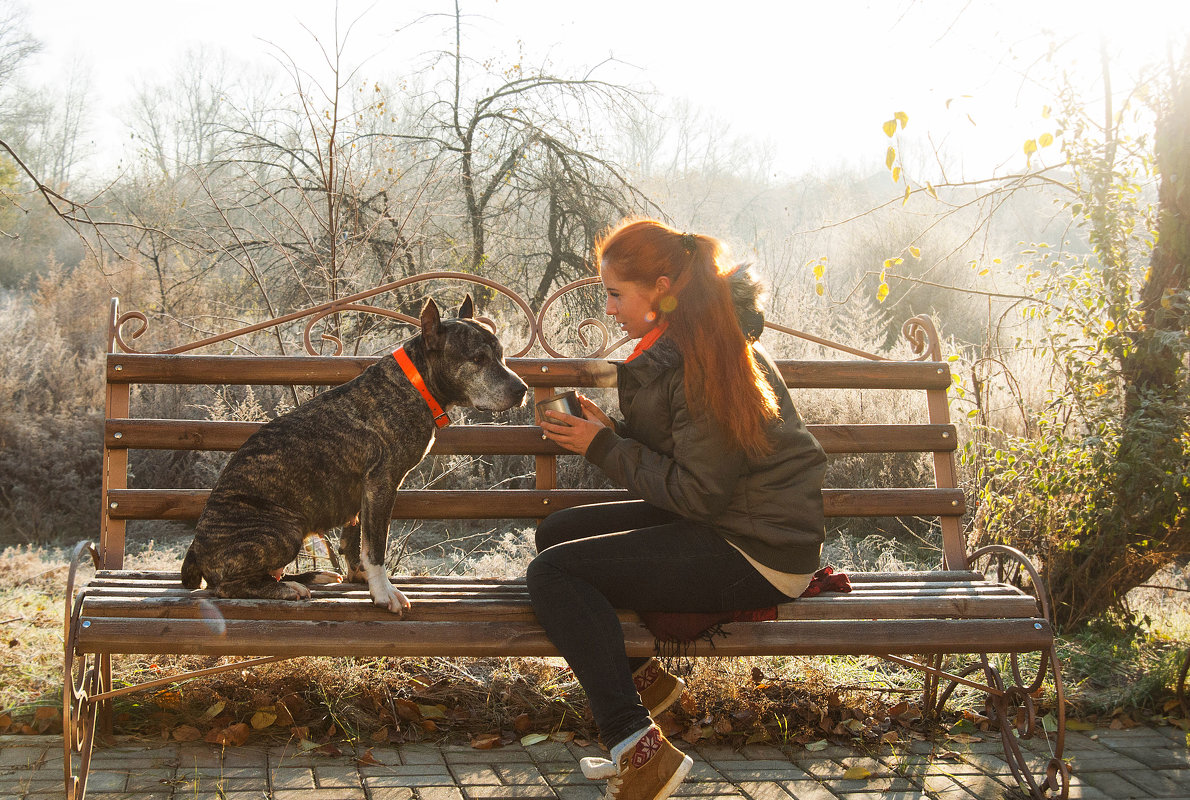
[2,725,1188,799]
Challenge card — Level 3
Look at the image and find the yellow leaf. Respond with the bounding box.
[926,182,938,199]
[909,246,921,258]
[418,704,447,719]
[1104,319,1116,332]
[886,146,896,169]
[1067,720,1096,731]
[815,284,824,297]
[892,166,901,183]
[877,282,890,303]
[902,184,911,205]
[894,110,909,128]
[882,119,897,137]
[842,766,872,780]
[201,701,225,720]
[1039,132,1054,147]
[251,711,277,729]
[1042,104,1051,119]
[1023,138,1038,155]
[813,263,825,280]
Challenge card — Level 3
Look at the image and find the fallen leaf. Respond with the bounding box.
[880,731,899,744]
[315,742,342,757]
[655,712,682,738]
[394,698,422,721]
[805,740,829,752]
[418,704,447,720]
[680,724,704,745]
[520,733,548,747]
[1067,720,1095,731]
[471,733,500,750]
[201,701,226,720]
[713,717,733,735]
[250,711,276,729]
[371,727,389,743]
[171,725,202,742]
[33,707,57,720]
[549,731,575,743]
[355,749,383,767]
[842,766,871,780]
[745,729,769,744]
[513,713,532,733]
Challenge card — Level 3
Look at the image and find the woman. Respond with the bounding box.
[528,218,827,800]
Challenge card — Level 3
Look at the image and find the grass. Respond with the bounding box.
[1,535,1186,751]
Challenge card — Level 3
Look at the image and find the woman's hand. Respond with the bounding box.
[540,394,610,456]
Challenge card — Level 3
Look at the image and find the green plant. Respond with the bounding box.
[966,51,1190,629]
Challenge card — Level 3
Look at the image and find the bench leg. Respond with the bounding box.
[63,541,102,800]
[961,545,1068,799]
[983,645,1069,800]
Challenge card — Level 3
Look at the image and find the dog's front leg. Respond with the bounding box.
[359,482,410,616]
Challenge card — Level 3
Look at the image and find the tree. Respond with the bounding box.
[954,47,1189,628]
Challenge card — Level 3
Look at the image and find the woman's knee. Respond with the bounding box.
[534,507,584,552]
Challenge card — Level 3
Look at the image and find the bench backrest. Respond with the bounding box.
[100,275,964,572]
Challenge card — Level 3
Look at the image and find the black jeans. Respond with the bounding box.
[526,500,790,747]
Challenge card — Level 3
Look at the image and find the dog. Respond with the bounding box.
[180,296,528,616]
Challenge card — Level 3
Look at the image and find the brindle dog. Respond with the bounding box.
[181,297,528,616]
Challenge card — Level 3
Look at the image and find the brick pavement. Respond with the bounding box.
[1,725,1187,800]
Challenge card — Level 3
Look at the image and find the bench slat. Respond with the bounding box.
[88,570,990,584]
[105,420,958,455]
[74,617,1052,658]
[107,354,953,390]
[78,592,1039,622]
[105,487,967,520]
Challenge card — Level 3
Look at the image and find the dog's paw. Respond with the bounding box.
[279,581,312,601]
[370,585,412,616]
[307,571,343,585]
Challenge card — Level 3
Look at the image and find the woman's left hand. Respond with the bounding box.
[541,408,607,456]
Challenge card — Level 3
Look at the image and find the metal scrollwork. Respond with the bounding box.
[63,541,103,800]
[902,314,942,361]
[935,545,1068,800]
[108,272,950,364]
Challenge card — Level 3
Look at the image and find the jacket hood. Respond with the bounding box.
[728,264,767,341]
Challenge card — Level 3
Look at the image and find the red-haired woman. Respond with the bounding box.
[529,218,827,800]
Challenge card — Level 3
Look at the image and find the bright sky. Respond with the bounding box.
[22,0,1190,181]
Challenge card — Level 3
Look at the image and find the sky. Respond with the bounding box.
[21,0,1190,181]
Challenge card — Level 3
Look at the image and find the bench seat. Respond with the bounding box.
[75,570,1050,659]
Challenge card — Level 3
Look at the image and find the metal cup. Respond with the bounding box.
[535,390,582,424]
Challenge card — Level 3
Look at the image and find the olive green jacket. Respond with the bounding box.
[584,328,828,576]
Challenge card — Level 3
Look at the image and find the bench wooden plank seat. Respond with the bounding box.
[63,280,1069,800]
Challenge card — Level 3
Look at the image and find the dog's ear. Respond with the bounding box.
[420,298,443,351]
[456,295,474,320]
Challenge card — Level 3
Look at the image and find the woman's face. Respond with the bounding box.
[602,265,665,339]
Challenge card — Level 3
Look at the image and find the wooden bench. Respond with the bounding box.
[64,274,1069,800]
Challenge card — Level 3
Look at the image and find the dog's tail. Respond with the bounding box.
[180,545,202,589]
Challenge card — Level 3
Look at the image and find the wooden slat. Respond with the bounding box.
[105,487,967,521]
[87,569,988,584]
[106,420,958,455]
[108,354,952,390]
[74,617,1051,658]
[78,591,1038,623]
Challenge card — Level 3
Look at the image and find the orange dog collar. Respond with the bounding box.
[393,347,450,428]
